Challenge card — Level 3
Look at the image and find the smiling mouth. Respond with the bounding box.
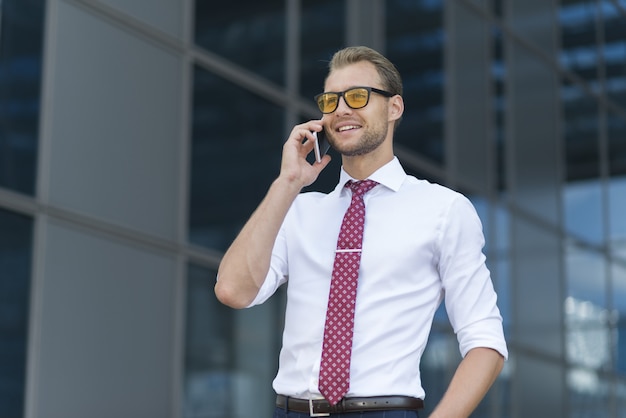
[337,125,361,132]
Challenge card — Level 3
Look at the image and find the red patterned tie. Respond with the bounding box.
[319,179,378,405]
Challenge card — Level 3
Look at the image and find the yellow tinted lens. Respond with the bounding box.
[318,93,338,113]
[344,88,369,108]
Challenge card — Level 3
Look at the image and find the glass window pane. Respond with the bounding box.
[189,66,284,251]
[300,0,345,101]
[613,262,626,375]
[562,80,601,182]
[494,27,507,193]
[193,1,285,86]
[608,176,626,262]
[184,264,234,418]
[419,332,458,416]
[386,0,445,164]
[566,245,607,309]
[0,0,45,195]
[0,209,33,417]
[559,1,601,92]
[602,1,626,108]
[565,246,610,387]
[563,179,604,245]
[184,264,282,418]
[608,111,626,178]
[567,372,611,417]
[617,380,626,418]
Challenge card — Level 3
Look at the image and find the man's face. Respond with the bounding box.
[322,62,391,157]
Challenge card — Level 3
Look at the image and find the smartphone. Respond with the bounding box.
[313,128,331,163]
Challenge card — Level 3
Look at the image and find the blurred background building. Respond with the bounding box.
[1,0,625,417]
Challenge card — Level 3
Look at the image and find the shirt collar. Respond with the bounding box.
[335,156,407,194]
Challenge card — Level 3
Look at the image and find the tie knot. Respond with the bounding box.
[346,179,378,197]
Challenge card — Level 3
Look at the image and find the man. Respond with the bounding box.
[215,46,507,418]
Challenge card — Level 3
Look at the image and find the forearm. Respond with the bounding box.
[215,120,330,309]
[215,176,302,308]
[429,347,504,418]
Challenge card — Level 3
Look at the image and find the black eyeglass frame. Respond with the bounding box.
[314,86,395,114]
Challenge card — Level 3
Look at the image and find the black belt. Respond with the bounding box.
[276,394,424,416]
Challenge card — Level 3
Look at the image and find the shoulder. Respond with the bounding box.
[397,177,480,224]
[286,190,337,218]
[293,190,333,204]
[402,176,466,203]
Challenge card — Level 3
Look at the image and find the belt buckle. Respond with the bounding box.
[309,398,330,417]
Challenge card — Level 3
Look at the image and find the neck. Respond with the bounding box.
[342,147,394,180]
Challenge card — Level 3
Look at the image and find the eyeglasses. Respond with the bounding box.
[314,86,395,114]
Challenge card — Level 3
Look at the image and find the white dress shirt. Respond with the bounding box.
[248,157,508,401]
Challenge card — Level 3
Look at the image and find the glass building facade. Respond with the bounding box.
[0,0,625,417]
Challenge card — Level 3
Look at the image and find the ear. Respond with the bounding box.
[388,95,404,123]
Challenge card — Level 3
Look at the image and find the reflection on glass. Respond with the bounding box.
[559,1,601,90]
[566,370,611,417]
[0,209,33,417]
[608,176,626,261]
[602,2,626,108]
[189,66,284,251]
[564,246,611,407]
[565,295,611,372]
[194,1,285,86]
[563,179,604,245]
[565,245,607,308]
[385,0,445,163]
[564,286,613,414]
[562,79,601,182]
[0,0,45,195]
[612,262,626,375]
[608,111,626,178]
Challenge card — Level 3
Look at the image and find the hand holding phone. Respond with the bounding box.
[313,128,330,163]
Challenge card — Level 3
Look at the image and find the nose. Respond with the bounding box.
[334,94,352,114]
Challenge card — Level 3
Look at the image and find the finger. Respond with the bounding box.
[290,120,323,139]
[313,153,332,170]
[287,128,313,145]
[308,120,324,134]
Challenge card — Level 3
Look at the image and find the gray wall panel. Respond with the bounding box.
[98,0,184,39]
[513,354,564,417]
[34,220,176,418]
[505,0,566,415]
[46,1,183,241]
[445,0,492,194]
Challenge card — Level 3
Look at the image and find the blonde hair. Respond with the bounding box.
[327,46,403,97]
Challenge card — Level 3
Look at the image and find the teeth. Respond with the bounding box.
[338,125,359,132]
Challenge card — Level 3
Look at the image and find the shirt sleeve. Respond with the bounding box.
[438,195,508,359]
[246,221,289,307]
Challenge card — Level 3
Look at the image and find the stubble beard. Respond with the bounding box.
[329,121,388,157]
